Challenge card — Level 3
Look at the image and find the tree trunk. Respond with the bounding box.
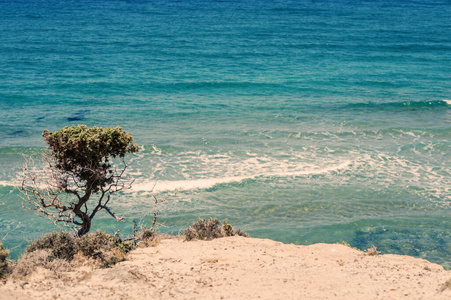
[77,215,91,237]
[74,189,92,236]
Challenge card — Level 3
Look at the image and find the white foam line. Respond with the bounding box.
[132,176,251,193]
[443,99,451,105]
[0,180,19,187]
[131,160,352,193]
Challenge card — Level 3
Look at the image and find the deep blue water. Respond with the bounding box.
[0,0,450,268]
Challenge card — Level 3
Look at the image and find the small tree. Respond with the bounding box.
[21,125,139,236]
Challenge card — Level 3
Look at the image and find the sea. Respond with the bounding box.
[0,0,450,268]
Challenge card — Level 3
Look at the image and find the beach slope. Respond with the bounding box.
[1,236,450,299]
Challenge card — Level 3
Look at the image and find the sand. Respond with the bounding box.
[1,236,450,299]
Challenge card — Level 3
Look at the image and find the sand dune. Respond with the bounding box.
[1,236,450,299]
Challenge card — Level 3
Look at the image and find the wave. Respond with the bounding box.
[344,100,450,111]
[0,180,17,187]
[130,160,352,193]
[149,81,287,92]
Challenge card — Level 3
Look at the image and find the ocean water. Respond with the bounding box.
[0,0,450,267]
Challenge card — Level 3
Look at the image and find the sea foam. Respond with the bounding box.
[130,160,353,193]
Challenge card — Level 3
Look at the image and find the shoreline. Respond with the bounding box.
[1,236,450,299]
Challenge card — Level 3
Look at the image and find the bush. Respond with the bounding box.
[16,231,136,277]
[0,241,10,279]
[133,228,173,248]
[11,249,71,279]
[184,218,249,241]
[139,228,155,240]
[26,231,77,261]
[77,231,116,258]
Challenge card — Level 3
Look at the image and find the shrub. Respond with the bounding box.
[100,255,124,269]
[134,228,171,248]
[114,236,135,254]
[77,231,116,258]
[139,228,155,240]
[184,218,249,241]
[364,245,381,256]
[0,241,10,279]
[26,231,77,261]
[11,249,71,279]
[18,231,136,276]
[77,231,131,268]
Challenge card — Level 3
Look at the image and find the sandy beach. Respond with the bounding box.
[1,236,450,299]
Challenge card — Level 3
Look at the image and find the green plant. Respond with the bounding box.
[21,125,138,236]
[184,218,249,241]
[114,236,136,253]
[26,231,77,261]
[20,231,136,275]
[77,231,116,258]
[337,241,360,251]
[100,255,124,269]
[0,241,10,279]
[139,228,155,240]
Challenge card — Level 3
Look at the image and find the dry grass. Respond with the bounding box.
[364,245,381,256]
[26,231,77,261]
[138,234,162,248]
[11,249,71,279]
[439,278,451,293]
[184,218,249,241]
[8,219,248,280]
[11,231,135,279]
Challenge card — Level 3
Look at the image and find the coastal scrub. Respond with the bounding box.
[0,241,10,279]
[184,218,248,241]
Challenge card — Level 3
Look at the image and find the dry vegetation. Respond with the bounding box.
[0,241,11,279]
[184,218,248,241]
[364,245,381,256]
[439,278,451,293]
[2,218,249,281]
[9,231,136,280]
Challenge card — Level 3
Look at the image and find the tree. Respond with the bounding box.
[21,125,139,236]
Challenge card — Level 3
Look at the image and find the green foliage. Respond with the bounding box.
[26,231,77,261]
[77,231,116,258]
[22,231,136,273]
[337,241,361,251]
[42,125,138,192]
[0,241,10,279]
[185,218,222,241]
[184,218,249,241]
[135,228,165,248]
[139,228,155,240]
[100,256,124,269]
[114,237,135,254]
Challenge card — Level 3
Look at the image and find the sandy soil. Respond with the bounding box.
[1,236,450,299]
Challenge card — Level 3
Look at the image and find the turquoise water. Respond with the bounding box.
[0,0,450,267]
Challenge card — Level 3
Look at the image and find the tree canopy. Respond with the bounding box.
[42,125,139,192]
